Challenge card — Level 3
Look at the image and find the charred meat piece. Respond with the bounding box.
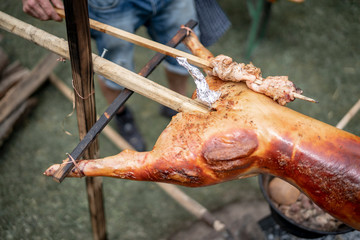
[210,55,302,105]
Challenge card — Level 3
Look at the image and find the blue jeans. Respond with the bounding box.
[88,0,199,90]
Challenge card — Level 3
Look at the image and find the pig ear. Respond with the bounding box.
[202,129,258,162]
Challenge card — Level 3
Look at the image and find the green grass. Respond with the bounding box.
[1,0,359,239]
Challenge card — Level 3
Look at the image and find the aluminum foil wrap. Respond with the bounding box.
[176,57,221,107]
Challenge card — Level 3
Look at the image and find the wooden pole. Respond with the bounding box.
[62,0,106,239]
[336,99,360,130]
[0,11,207,114]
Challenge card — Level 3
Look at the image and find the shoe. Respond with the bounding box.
[115,107,146,151]
[160,106,178,119]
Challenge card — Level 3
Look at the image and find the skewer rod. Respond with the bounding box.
[55,9,210,69]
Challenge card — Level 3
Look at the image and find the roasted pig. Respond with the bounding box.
[45,32,360,230]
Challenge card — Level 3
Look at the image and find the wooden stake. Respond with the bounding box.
[62,0,106,239]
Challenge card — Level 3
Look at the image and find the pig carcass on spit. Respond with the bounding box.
[45,32,360,230]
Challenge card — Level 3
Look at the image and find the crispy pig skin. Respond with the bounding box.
[45,32,360,230]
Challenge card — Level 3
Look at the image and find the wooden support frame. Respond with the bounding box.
[62,0,106,239]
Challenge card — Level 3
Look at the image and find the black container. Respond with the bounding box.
[258,174,353,239]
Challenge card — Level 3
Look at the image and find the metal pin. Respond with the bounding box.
[100,48,108,58]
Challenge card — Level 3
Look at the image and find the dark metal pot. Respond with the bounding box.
[258,174,353,239]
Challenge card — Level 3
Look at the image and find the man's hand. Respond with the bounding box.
[22,0,64,22]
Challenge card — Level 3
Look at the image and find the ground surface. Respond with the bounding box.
[170,201,360,240]
[0,1,359,239]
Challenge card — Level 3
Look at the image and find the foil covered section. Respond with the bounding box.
[176,57,221,106]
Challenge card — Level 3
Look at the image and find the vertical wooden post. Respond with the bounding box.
[63,0,107,239]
